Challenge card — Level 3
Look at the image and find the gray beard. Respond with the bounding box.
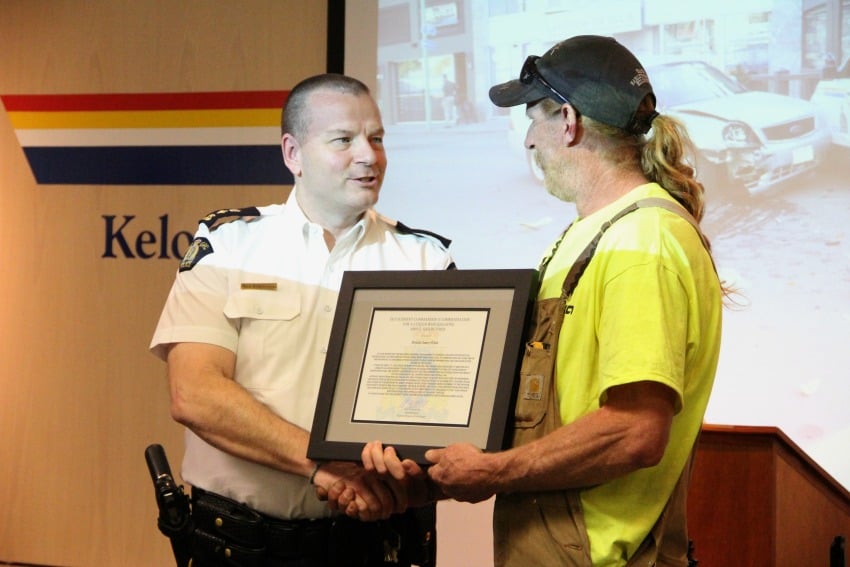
[542,160,578,204]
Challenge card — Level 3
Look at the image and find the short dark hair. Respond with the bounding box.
[281,73,372,140]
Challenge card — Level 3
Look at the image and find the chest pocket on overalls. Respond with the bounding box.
[513,296,564,430]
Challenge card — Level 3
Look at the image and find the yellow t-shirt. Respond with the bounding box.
[538,183,722,566]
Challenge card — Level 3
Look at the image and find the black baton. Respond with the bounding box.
[145,443,193,567]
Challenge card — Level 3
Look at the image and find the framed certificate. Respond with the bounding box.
[308,269,537,465]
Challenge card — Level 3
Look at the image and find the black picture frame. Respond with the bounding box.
[308,268,537,465]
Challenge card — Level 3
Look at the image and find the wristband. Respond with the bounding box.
[309,462,323,485]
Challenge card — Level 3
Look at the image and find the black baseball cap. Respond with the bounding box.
[489,35,658,135]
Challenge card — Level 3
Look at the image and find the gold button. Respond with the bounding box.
[215,517,223,527]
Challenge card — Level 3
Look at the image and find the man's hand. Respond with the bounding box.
[312,460,402,521]
[361,441,431,507]
[425,443,496,503]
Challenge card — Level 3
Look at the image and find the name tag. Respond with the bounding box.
[240,282,278,291]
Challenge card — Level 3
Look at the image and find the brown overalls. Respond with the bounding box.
[493,198,708,567]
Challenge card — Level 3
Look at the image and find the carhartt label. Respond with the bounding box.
[523,375,544,400]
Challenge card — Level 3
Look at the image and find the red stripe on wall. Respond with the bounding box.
[0,91,289,112]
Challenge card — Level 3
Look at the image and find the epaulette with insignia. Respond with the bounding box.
[199,206,261,231]
[395,221,452,249]
[179,237,214,272]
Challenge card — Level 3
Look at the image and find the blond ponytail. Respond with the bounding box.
[640,114,707,223]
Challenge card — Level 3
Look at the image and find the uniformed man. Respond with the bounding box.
[150,73,454,567]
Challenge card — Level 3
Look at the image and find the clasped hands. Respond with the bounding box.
[313,441,496,521]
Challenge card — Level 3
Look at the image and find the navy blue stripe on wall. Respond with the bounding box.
[326,0,345,74]
[22,146,294,185]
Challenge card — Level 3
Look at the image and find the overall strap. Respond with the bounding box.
[558,197,713,299]
[559,202,638,299]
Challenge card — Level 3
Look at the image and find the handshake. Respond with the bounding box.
[311,440,498,521]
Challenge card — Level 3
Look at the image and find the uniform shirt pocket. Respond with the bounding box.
[221,284,304,393]
[223,287,301,321]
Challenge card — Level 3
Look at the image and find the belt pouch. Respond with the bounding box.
[193,529,265,567]
[193,489,266,548]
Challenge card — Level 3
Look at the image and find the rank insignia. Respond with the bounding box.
[199,206,261,230]
[179,237,214,272]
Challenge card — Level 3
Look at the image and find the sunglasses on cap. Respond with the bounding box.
[520,55,569,104]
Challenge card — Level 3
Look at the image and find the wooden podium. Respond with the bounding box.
[687,424,850,566]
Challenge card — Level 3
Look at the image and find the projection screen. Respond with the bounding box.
[346,0,850,492]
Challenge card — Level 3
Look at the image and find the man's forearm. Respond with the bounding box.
[167,342,315,478]
[428,382,675,500]
[174,370,315,478]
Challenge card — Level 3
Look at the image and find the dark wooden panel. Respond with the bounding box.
[688,425,850,567]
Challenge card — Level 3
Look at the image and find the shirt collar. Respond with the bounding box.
[284,185,372,247]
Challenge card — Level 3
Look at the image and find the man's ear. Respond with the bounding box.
[281,133,302,177]
[561,103,581,145]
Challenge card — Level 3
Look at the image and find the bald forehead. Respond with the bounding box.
[305,88,376,110]
[282,78,374,141]
[301,89,384,138]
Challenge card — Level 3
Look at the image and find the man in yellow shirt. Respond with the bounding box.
[346,35,724,567]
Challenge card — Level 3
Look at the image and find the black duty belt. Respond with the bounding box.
[190,487,435,567]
